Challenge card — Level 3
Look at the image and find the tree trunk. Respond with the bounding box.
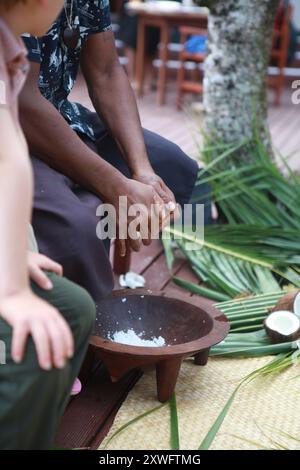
[203,0,279,162]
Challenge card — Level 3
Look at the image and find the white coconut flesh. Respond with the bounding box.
[265,310,300,336]
[293,292,300,317]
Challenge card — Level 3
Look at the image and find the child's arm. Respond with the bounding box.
[0,107,74,369]
[0,107,32,297]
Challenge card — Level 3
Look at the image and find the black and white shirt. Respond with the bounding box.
[23,0,112,141]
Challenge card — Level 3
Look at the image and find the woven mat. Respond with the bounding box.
[99,356,300,450]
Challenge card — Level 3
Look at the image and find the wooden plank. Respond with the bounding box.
[270,106,296,136]
[110,239,163,274]
[131,239,164,274]
[112,239,164,287]
[89,409,118,450]
[142,249,186,291]
[54,363,141,449]
[275,111,300,152]
[164,260,215,312]
[163,260,196,298]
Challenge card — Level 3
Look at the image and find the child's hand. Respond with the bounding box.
[0,288,74,370]
[28,252,63,290]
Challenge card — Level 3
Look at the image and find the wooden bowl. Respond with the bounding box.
[90,290,229,402]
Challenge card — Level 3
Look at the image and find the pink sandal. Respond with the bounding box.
[71,377,82,396]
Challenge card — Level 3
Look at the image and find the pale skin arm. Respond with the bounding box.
[0,108,32,297]
[0,107,74,370]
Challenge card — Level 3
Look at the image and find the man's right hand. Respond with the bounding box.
[0,288,74,370]
[108,178,171,256]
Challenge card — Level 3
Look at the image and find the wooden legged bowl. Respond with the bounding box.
[90,290,229,402]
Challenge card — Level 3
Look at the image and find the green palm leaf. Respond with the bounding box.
[169,393,180,450]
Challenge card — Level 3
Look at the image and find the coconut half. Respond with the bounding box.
[272,290,300,317]
[264,310,300,344]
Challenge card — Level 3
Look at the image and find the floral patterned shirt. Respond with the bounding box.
[22,0,112,141]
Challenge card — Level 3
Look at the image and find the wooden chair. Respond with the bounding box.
[268,3,292,106]
[176,26,207,109]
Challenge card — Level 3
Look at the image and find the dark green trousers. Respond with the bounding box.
[0,272,96,450]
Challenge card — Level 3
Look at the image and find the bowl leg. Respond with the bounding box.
[156,357,182,403]
[194,348,210,366]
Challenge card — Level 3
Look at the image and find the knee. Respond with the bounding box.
[196,170,211,204]
[146,130,197,173]
[47,274,96,344]
[170,144,198,192]
[76,288,96,333]
[144,130,199,205]
[190,169,212,225]
[65,283,96,342]
[162,140,197,176]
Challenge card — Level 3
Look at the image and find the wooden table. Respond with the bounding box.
[126,2,208,105]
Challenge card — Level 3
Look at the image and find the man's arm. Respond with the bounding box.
[80,31,176,206]
[19,63,166,252]
[81,30,152,176]
[19,62,128,201]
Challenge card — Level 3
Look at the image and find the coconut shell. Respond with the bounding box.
[264,322,300,344]
[271,290,300,315]
[264,311,300,344]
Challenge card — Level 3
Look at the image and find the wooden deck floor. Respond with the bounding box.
[55,77,300,450]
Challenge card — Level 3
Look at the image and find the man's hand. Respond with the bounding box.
[0,288,74,370]
[28,252,63,291]
[132,169,174,203]
[107,178,167,256]
[132,169,180,221]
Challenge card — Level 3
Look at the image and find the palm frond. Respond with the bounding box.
[169,393,180,450]
[197,140,300,230]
